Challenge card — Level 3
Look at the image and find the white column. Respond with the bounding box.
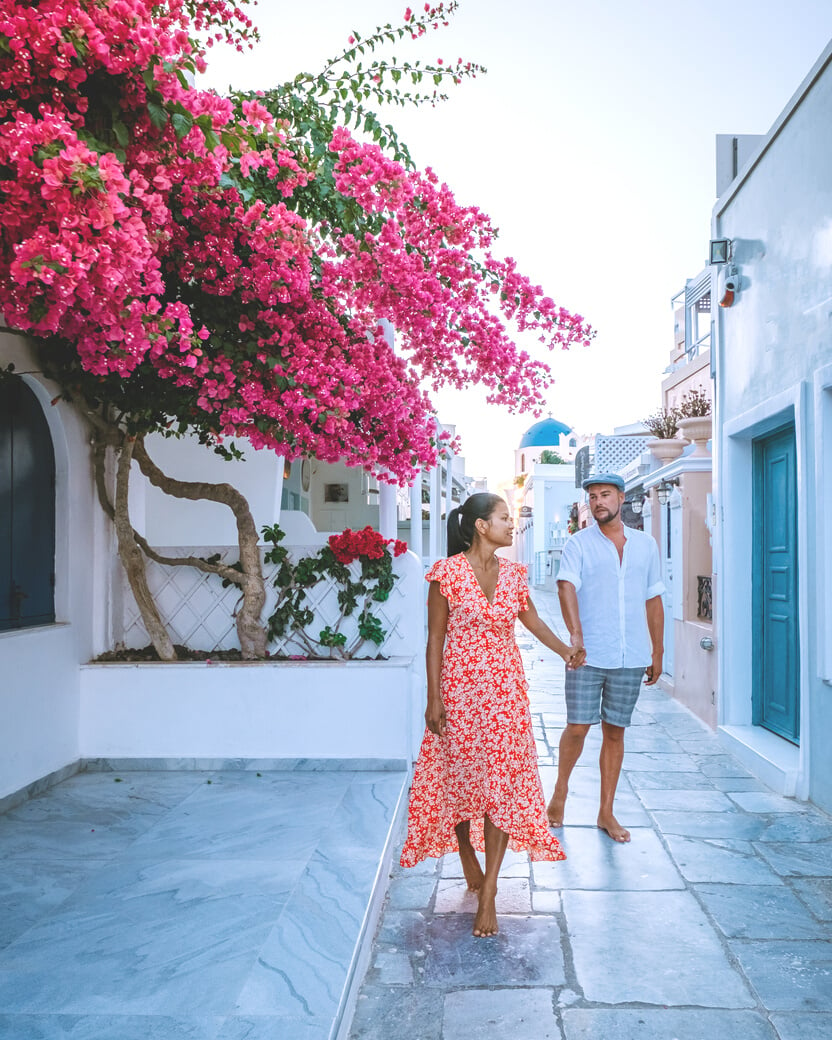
[409,472,423,559]
[378,480,397,541]
[443,450,454,558]
[429,465,442,560]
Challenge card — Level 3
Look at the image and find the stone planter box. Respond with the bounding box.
[79,657,423,764]
[677,416,712,457]
[647,437,686,463]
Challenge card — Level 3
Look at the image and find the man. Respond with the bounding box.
[546,474,665,843]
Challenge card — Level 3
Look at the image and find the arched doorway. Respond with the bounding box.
[0,377,56,630]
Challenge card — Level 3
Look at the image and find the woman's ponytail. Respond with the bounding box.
[446,506,466,556]
[445,492,505,556]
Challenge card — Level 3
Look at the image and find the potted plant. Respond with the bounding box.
[643,406,685,462]
[676,388,712,457]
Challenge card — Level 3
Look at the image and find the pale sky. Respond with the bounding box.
[202,0,832,486]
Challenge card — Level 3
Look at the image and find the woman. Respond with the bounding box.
[400,493,584,937]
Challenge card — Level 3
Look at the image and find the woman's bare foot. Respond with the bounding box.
[597,812,630,843]
[458,843,485,892]
[472,882,499,937]
[546,784,568,827]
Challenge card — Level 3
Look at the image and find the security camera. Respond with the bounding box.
[718,265,740,307]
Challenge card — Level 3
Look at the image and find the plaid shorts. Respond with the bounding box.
[565,665,645,728]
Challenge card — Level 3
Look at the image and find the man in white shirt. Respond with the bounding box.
[546,474,665,843]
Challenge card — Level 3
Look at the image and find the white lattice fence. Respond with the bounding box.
[596,435,651,474]
[114,544,421,659]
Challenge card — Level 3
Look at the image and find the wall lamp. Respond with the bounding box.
[655,479,679,506]
[709,238,732,264]
[628,495,644,516]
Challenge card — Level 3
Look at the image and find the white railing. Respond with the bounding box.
[112,543,423,660]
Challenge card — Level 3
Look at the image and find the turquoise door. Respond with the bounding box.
[753,425,799,744]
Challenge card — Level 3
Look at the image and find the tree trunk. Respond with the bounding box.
[114,439,178,661]
[131,438,267,659]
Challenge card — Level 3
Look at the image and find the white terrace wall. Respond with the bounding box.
[80,546,426,762]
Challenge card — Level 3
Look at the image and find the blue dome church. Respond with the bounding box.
[515,414,579,476]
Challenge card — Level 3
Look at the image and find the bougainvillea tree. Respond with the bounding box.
[0,0,593,658]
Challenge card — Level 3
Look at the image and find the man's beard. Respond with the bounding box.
[594,506,619,525]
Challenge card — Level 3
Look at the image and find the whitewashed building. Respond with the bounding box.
[712,40,832,813]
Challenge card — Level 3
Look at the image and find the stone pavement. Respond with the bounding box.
[348,590,832,1040]
[0,763,408,1039]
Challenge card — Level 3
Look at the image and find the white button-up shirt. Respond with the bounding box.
[556,524,665,669]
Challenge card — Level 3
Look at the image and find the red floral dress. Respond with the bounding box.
[400,554,565,866]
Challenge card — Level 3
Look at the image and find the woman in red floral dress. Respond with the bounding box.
[400,493,584,937]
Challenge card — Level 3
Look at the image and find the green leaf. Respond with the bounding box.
[112,120,129,148]
[171,111,193,138]
[147,101,168,129]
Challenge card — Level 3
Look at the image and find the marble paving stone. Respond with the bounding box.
[20,771,208,812]
[537,770,650,828]
[0,860,109,950]
[531,890,562,914]
[235,847,379,1019]
[443,988,559,1040]
[754,841,832,878]
[0,1014,224,1039]
[365,949,415,985]
[0,858,299,1015]
[216,1015,330,1039]
[637,788,736,812]
[127,783,339,862]
[434,877,531,914]
[621,752,699,772]
[729,791,803,814]
[390,856,439,878]
[695,882,829,938]
[790,877,832,920]
[386,875,438,911]
[0,803,168,862]
[663,835,783,885]
[769,1011,832,1040]
[563,890,754,1007]
[626,770,715,791]
[532,827,683,891]
[677,739,727,756]
[649,811,768,840]
[440,849,530,879]
[614,729,684,753]
[628,711,658,726]
[422,915,565,987]
[699,757,754,778]
[561,1008,778,1040]
[318,774,404,851]
[348,986,443,1040]
[709,777,770,793]
[756,815,832,842]
[375,910,428,950]
[729,940,832,1010]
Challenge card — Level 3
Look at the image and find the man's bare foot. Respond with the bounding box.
[546,784,567,827]
[472,882,499,937]
[458,844,485,892]
[597,812,631,843]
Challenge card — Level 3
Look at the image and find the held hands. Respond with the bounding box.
[562,644,586,670]
[425,695,447,736]
[561,631,586,671]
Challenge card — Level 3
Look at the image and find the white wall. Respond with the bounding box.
[0,335,98,800]
[138,432,284,546]
[713,42,832,810]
